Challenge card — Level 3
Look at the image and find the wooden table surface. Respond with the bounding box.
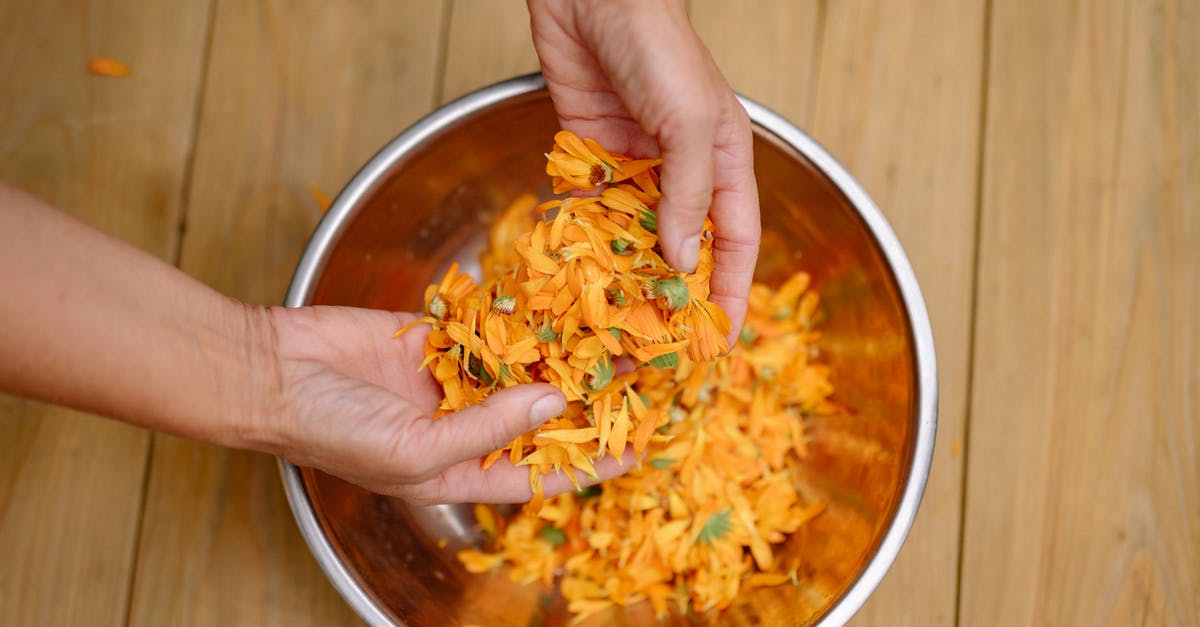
[1,1,1195,625]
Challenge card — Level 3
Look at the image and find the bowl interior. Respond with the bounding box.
[297,89,916,626]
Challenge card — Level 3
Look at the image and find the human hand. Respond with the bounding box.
[527,0,760,337]
[254,306,633,505]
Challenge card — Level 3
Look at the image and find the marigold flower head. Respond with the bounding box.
[545,131,662,194]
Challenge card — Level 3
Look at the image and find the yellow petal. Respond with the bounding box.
[457,549,503,573]
[608,397,630,459]
[535,427,599,444]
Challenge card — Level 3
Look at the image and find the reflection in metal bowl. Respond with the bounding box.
[282,73,936,627]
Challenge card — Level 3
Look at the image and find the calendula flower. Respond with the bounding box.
[545,131,662,193]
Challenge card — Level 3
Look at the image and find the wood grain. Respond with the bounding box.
[960,0,1200,624]
[2,1,1196,625]
[125,2,444,625]
[439,0,539,103]
[690,0,821,125]
[0,0,212,624]
[807,2,986,624]
[696,0,986,623]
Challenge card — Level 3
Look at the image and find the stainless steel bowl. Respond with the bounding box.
[282,73,936,626]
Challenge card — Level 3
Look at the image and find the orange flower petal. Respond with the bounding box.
[87,56,132,78]
[607,398,630,459]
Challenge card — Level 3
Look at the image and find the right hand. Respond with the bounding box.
[528,0,762,341]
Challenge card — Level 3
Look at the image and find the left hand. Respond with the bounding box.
[253,306,633,505]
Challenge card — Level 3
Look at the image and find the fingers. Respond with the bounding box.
[705,105,761,339]
[655,104,718,273]
[658,96,759,339]
[541,450,635,497]
[411,448,638,505]
[412,383,566,471]
[532,0,761,299]
[708,233,759,343]
[629,14,722,275]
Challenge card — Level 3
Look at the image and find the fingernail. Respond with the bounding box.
[529,394,566,428]
[676,234,700,273]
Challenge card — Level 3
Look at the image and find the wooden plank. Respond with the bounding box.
[0,1,212,625]
[699,0,985,623]
[961,0,1199,624]
[806,2,985,624]
[439,0,539,103]
[125,2,444,625]
[690,0,821,124]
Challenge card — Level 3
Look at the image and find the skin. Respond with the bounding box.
[0,184,630,504]
[529,0,760,337]
[0,1,758,505]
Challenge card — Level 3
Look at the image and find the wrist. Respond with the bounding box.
[206,300,287,456]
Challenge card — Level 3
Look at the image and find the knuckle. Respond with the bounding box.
[476,398,523,450]
[400,483,440,507]
[663,105,718,141]
[394,417,452,479]
[661,175,714,215]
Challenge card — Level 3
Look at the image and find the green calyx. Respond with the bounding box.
[696,510,732,545]
[576,484,602,500]
[491,294,516,314]
[539,525,567,547]
[639,207,657,233]
[652,276,689,311]
[647,351,679,370]
[467,353,494,385]
[584,358,615,392]
[536,324,559,343]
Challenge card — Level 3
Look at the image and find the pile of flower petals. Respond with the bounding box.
[458,269,837,620]
[401,131,732,507]
[412,132,841,620]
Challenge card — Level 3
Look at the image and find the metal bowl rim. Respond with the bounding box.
[279,72,937,627]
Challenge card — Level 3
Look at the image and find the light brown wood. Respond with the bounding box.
[696,0,986,623]
[3,1,1198,625]
[0,1,213,624]
[439,0,539,103]
[0,401,148,626]
[690,0,821,125]
[960,0,1199,624]
[807,2,986,624]
[125,2,444,625]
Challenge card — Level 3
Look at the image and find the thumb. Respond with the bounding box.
[422,384,566,467]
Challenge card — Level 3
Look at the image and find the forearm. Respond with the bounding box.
[0,183,277,449]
